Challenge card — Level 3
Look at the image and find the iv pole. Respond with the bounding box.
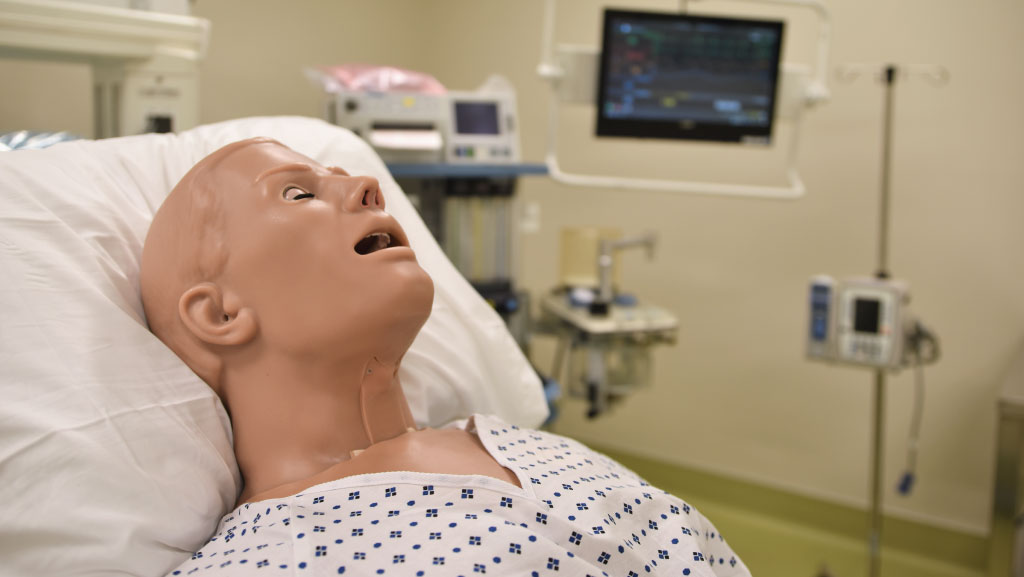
[868,64,897,577]
[838,62,949,577]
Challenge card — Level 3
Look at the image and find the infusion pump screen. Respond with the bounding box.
[454,102,500,135]
[854,298,881,334]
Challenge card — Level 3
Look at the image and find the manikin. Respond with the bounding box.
[141,138,749,576]
[141,137,517,505]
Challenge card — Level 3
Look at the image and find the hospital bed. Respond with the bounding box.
[0,117,548,577]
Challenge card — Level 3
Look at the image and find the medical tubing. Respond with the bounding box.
[898,322,939,496]
[898,350,926,496]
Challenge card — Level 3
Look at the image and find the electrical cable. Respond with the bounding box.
[897,356,925,495]
[897,322,940,495]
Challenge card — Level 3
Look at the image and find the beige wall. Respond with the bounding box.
[193,0,433,123]
[3,0,1021,536]
[0,59,93,136]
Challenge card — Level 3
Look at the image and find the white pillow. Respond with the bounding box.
[0,116,547,577]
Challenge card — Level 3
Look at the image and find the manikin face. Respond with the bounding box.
[212,142,434,362]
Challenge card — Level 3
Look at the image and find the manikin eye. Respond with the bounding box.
[283,186,314,201]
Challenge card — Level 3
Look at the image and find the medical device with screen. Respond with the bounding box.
[596,9,784,144]
[445,92,520,163]
[806,276,911,370]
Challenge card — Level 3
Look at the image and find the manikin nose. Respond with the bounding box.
[341,176,385,212]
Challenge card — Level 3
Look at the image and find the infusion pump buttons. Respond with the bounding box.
[452,145,514,160]
[806,276,835,360]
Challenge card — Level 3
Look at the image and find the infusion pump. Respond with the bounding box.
[807,275,936,370]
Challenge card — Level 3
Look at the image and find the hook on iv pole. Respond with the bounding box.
[837,63,950,86]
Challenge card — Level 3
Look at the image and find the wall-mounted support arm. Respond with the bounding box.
[536,0,831,199]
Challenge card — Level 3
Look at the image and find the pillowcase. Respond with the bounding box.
[0,116,546,577]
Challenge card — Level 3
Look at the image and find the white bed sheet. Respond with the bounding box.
[0,116,547,577]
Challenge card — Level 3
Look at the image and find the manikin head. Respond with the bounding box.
[140,138,435,409]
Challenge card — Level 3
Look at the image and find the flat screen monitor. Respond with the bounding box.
[853,298,882,334]
[596,9,784,144]
[454,101,500,135]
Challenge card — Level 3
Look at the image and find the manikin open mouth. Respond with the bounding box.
[354,232,399,255]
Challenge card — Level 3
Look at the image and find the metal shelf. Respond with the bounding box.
[0,0,208,61]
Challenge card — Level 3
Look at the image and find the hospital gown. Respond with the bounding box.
[167,414,750,577]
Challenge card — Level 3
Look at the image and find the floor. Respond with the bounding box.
[547,400,1015,577]
[692,498,1014,577]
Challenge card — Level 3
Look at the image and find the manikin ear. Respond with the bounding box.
[178,282,258,346]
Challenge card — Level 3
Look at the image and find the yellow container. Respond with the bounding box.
[559,227,621,289]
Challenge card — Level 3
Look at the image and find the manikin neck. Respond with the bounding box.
[223,352,416,505]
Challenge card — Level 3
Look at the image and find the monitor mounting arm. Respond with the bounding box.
[536,0,832,199]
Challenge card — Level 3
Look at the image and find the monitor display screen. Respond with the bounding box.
[596,9,784,144]
[454,101,501,135]
[853,298,881,334]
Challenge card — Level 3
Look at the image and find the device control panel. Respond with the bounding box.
[806,276,909,370]
[806,276,835,360]
[445,92,520,164]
